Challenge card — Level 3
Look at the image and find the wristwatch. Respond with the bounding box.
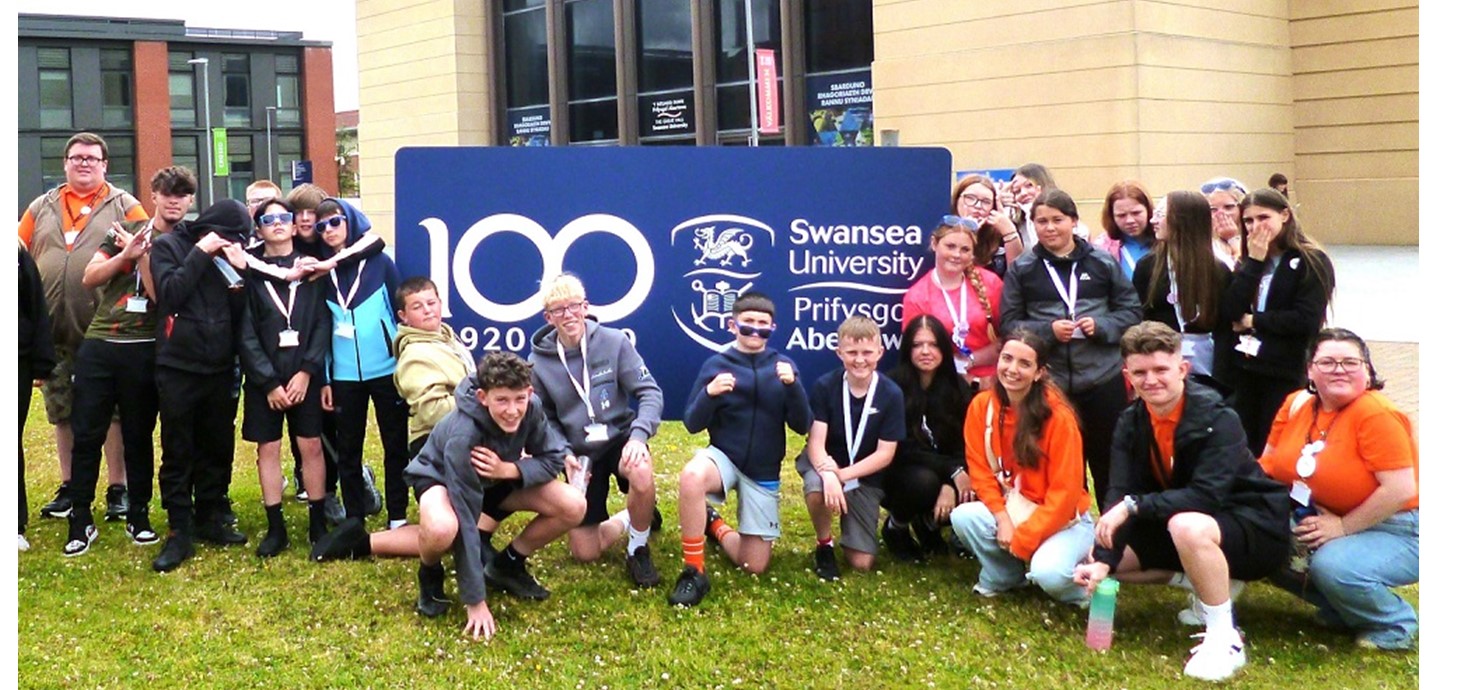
[1122,494,1139,516]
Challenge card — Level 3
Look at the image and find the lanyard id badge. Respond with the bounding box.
[840,372,879,493]
[558,336,607,443]
[1043,259,1083,338]
[265,280,301,348]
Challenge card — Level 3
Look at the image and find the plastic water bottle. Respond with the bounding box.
[1289,504,1317,573]
[569,456,591,494]
[1085,579,1120,651]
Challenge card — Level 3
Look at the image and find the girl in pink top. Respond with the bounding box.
[901,217,1003,389]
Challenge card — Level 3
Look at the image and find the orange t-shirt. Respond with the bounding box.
[17,183,149,250]
[1259,390,1418,515]
[1146,397,1186,488]
[963,388,1090,561]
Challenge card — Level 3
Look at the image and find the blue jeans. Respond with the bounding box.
[1274,510,1419,649]
[950,501,1094,605]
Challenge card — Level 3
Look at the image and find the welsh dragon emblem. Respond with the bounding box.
[692,226,754,267]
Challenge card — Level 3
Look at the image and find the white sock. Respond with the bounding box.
[627,524,650,553]
[388,518,408,530]
[1201,599,1236,638]
[609,509,631,532]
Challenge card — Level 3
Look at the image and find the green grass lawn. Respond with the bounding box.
[18,394,1418,688]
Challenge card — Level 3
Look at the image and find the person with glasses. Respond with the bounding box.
[528,274,667,589]
[951,174,1024,276]
[1257,328,1418,651]
[1223,188,1334,457]
[1201,177,1247,269]
[901,217,1004,389]
[1007,163,1091,247]
[237,199,332,557]
[999,190,1141,510]
[1093,181,1157,280]
[669,292,812,607]
[315,199,409,530]
[17,132,149,525]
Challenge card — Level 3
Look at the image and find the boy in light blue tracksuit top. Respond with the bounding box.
[316,198,409,525]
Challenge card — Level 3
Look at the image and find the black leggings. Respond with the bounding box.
[1068,374,1130,512]
[331,375,410,521]
[881,449,960,523]
[1233,373,1302,457]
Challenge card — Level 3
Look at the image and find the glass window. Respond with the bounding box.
[107,137,137,197]
[636,0,693,94]
[227,135,254,200]
[567,0,617,101]
[275,54,299,74]
[172,136,200,184]
[168,51,194,71]
[504,0,545,9]
[101,48,133,128]
[223,53,251,127]
[38,48,72,130]
[804,0,873,74]
[275,74,301,127]
[276,135,302,193]
[568,99,619,143]
[169,73,196,127]
[40,137,69,191]
[504,5,549,109]
[715,0,780,85]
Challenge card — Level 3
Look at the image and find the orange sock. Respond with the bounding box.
[682,535,706,573]
[709,517,733,542]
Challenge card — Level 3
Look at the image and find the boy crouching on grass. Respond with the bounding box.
[796,316,904,581]
[401,352,583,640]
[669,292,812,607]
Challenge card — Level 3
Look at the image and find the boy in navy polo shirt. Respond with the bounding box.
[797,316,905,580]
[669,292,812,607]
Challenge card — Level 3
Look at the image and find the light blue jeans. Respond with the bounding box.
[950,501,1095,605]
[1273,509,1419,649]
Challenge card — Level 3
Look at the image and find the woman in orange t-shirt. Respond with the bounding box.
[1259,328,1418,650]
[949,329,1094,605]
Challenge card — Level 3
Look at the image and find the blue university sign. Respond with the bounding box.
[395,147,950,417]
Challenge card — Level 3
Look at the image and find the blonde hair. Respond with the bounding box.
[541,273,587,310]
[837,316,880,343]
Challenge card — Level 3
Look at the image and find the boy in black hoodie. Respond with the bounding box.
[238,199,332,557]
[147,199,250,572]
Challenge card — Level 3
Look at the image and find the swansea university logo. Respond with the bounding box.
[670,214,775,351]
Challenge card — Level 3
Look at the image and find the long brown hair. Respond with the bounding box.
[1146,190,1224,331]
[994,329,1068,469]
[949,175,1005,267]
[1239,188,1335,312]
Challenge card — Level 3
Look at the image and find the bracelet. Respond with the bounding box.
[1002,233,1020,243]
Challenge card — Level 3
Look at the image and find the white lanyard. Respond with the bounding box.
[933,272,969,329]
[1166,265,1194,332]
[556,336,596,422]
[1042,259,1080,318]
[264,279,300,330]
[842,372,879,465]
[329,266,363,310]
[1119,245,1138,273]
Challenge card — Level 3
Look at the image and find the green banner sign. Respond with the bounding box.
[212,127,230,177]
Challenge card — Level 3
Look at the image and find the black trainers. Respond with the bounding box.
[40,483,72,519]
[311,518,371,562]
[881,517,923,563]
[104,485,129,522]
[627,545,662,588]
[362,466,383,517]
[256,527,289,558]
[667,566,710,607]
[912,516,949,557]
[127,516,160,546]
[651,506,664,533]
[62,520,98,557]
[196,520,248,546]
[322,493,346,527]
[705,505,724,546]
[814,543,840,581]
[152,534,195,572]
[483,551,550,601]
[416,563,450,618]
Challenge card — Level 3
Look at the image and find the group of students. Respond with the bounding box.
[20,139,1416,681]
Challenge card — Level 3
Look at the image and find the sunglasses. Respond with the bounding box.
[941,214,982,231]
[733,321,775,339]
[313,216,347,233]
[1200,178,1247,196]
[258,212,294,226]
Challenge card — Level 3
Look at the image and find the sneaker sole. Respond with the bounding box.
[41,508,73,519]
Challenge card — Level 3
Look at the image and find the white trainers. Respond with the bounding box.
[18,534,30,552]
[1177,580,1247,626]
[972,582,1001,598]
[1184,629,1247,682]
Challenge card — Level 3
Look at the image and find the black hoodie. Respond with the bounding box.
[151,200,249,374]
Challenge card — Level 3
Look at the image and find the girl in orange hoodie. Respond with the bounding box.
[949,329,1095,604]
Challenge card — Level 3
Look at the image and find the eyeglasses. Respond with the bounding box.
[1200,178,1248,196]
[1311,357,1364,374]
[958,194,994,210]
[546,301,588,319]
[941,215,981,231]
[66,155,105,166]
[733,321,775,339]
[314,216,347,233]
[258,212,294,226]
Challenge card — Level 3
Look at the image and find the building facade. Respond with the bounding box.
[18,14,339,216]
[357,0,1416,245]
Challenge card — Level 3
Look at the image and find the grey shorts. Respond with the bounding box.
[795,451,884,555]
[700,446,782,540]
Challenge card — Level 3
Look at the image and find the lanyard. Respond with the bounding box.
[1120,245,1138,274]
[264,279,300,330]
[1167,265,1199,332]
[330,266,363,310]
[842,372,879,465]
[933,271,968,329]
[556,336,596,422]
[1042,259,1080,318]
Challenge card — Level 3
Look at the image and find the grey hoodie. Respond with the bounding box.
[528,318,663,453]
[401,377,569,605]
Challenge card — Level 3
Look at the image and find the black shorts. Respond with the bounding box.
[578,435,633,526]
[481,480,519,523]
[1125,510,1288,582]
[241,377,324,443]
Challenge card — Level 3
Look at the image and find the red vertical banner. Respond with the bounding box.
[756,49,780,134]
